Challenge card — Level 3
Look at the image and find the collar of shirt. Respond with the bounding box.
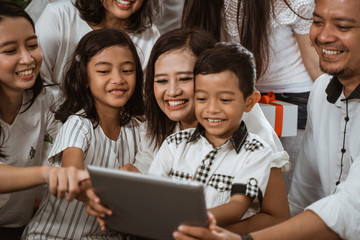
[187,121,249,153]
[326,76,360,104]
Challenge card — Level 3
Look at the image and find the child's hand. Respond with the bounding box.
[173,225,241,240]
[172,211,242,240]
[120,163,141,173]
[82,187,112,231]
[207,212,217,231]
[43,166,89,201]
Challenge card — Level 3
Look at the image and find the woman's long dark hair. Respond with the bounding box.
[0,1,44,113]
[55,28,144,126]
[74,0,161,33]
[182,0,310,79]
[181,0,273,79]
[145,28,216,149]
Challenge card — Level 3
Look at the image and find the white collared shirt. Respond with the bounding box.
[289,74,360,240]
[134,104,289,174]
[149,123,273,219]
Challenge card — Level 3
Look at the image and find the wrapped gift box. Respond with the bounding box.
[259,101,298,137]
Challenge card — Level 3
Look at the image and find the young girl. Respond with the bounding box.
[90,28,290,234]
[0,2,89,239]
[33,0,161,85]
[24,28,144,239]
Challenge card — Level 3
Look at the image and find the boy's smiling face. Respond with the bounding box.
[195,70,256,148]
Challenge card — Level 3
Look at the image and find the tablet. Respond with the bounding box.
[87,165,209,240]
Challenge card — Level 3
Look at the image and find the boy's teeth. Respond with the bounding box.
[17,69,33,76]
[116,0,131,5]
[208,119,222,123]
[168,100,186,106]
[322,49,342,55]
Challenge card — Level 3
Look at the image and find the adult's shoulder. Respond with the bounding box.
[273,0,314,33]
[312,73,333,87]
[310,74,333,99]
[26,85,60,112]
[36,0,88,33]
[42,0,77,14]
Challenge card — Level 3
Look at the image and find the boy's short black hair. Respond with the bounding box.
[194,42,256,99]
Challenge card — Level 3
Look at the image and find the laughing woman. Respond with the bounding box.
[34,0,161,86]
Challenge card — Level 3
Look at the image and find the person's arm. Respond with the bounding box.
[35,3,62,83]
[0,164,53,193]
[209,194,252,227]
[249,210,340,240]
[173,210,340,240]
[61,147,85,169]
[225,168,290,233]
[295,33,323,81]
[288,95,323,216]
[0,164,89,201]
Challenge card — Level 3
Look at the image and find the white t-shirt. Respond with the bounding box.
[223,0,314,93]
[0,194,9,209]
[25,0,57,23]
[134,103,289,174]
[0,87,60,227]
[154,0,184,35]
[35,0,160,85]
[288,74,360,240]
[25,115,141,239]
[149,123,273,219]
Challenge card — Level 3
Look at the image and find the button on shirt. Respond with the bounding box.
[149,122,273,220]
[288,74,360,240]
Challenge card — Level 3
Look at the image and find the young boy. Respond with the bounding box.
[148,43,274,226]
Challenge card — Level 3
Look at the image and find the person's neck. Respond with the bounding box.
[90,13,128,31]
[179,119,198,130]
[338,75,360,98]
[97,107,122,141]
[0,88,24,125]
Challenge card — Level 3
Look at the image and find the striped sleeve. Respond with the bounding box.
[48,115,91,166]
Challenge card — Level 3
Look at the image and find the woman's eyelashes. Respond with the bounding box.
[179,76,193,81]
[154,78,168,84]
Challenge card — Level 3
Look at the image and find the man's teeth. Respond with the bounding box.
[168,100,186,107]
[116,0,131,5]
[17,69,33,76]
[208,119,222,123]
[322,49,342,55]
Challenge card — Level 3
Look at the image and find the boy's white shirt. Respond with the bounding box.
[148,123,274,219]
[133,103,289,174]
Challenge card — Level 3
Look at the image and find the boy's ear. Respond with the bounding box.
[244,91,260,112]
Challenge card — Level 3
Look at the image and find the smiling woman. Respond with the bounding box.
[153,49,198,129]
[0,17,41,95]
[0,2,61,239]
[30,0,161,87]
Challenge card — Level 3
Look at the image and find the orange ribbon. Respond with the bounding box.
[259,92,283,137]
